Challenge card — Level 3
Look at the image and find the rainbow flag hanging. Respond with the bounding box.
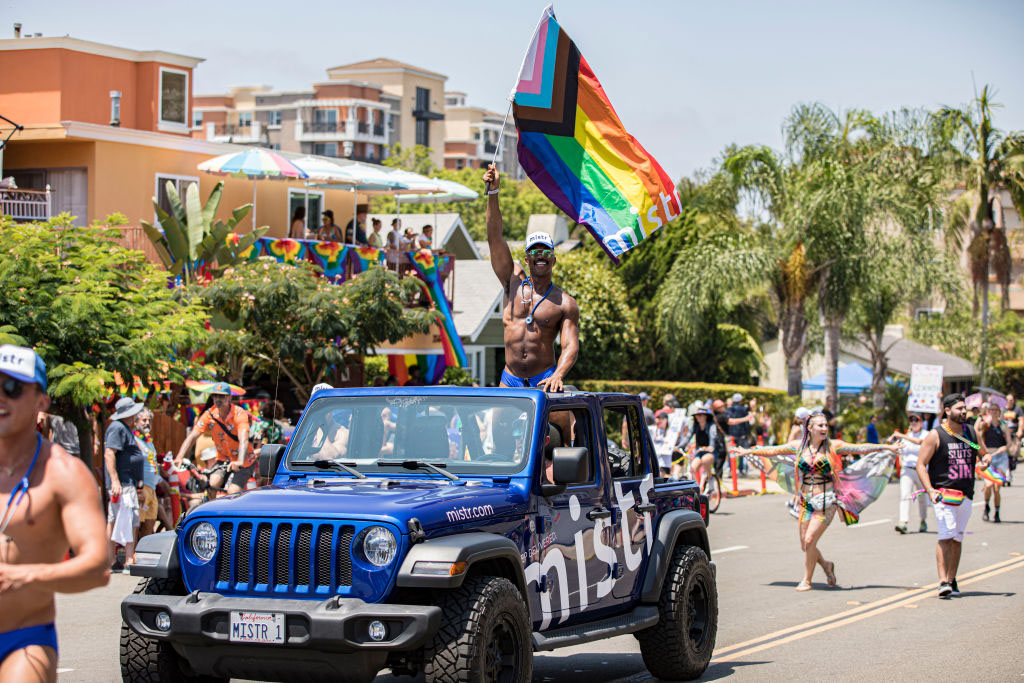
[260,238,306,263]
[307,241,349,282]
[348,246,386,274]
[512,5,682,262]
[407,250,467,368]
[388,354,447,386]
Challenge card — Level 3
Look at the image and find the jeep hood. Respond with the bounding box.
[192,478,529,531]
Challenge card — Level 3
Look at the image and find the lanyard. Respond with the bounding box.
[0,433,42,537]
[519,279,553,325]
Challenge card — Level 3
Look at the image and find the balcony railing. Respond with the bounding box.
[483,141,498,154]
[357,122,369,134]
[373,124,385,137]
[306,121,346,133]
[207,122,262,142]
[1,187,51,221]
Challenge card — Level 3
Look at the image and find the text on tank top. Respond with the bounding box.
[928,424,978,499]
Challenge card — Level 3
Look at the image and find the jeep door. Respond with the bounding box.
[528,404,613,630]
[601,400,657,602]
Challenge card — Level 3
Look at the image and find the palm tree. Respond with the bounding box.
[935,86,1024,380]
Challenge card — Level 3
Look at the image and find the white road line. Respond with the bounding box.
[712,545,749,554]
[849,518,891,528]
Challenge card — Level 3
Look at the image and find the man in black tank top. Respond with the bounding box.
[917,394,991,598]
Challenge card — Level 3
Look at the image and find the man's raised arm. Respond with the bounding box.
[484,164,515,288]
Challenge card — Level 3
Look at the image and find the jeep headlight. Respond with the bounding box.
[362,526,397,567]
[190,522,218,563]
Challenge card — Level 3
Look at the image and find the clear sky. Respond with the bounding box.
[6,0,1023,180]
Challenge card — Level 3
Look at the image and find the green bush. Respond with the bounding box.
[364,355,389,385]
[993,360,1024,396]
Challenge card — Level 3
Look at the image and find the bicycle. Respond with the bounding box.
[671,447,722,513]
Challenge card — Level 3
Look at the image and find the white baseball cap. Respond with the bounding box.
[525,232,554,251]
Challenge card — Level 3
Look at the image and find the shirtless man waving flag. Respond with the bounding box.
[0,345,108,681]
[485,164,580,391]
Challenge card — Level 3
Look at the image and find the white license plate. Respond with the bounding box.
[229,611,285,644]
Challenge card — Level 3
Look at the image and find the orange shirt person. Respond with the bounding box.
[0,345,109,682]
[174,383,251,494]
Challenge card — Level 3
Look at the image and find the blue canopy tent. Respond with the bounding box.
[802,362,876,393]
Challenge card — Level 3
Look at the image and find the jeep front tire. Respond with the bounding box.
[638,544,717,680]
[119,577,227,683]
[422,575,532,683]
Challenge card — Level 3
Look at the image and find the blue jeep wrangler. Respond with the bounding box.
[120,387,716,682]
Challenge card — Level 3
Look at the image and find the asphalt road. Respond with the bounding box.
[55,478,1024,681]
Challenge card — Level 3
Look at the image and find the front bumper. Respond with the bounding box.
[122,592,440,681]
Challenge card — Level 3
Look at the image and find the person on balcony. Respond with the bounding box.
[416,225,434,250]
[367,218,385,248]
[316,210,343,242]
[289,206,306,240]
[344,204,368,245]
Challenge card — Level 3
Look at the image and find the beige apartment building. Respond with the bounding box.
[443,91,522,179]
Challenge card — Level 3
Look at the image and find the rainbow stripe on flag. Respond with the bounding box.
[976,464,1009,486]
[407,250,467,368]
[349,246,386,274]
[512,6,682,262]
[307,241,349,282]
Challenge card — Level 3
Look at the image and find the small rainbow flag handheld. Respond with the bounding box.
[511,5,682,262]
[976,464,1009,486]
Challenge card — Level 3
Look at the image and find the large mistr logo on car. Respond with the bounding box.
[524,473,654,630]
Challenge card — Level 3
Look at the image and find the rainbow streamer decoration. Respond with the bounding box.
[388,354,447,386]
[407,250,467,368]
[512,5,682,263]
[348,246,386,274]
[308,241,349,282]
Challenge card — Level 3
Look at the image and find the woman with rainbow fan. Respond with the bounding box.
[975,402,1012,523]
[735,412,900,591]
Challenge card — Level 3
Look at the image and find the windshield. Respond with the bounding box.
[286,395,536,476]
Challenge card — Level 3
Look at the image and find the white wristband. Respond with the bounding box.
[486,188,500,195]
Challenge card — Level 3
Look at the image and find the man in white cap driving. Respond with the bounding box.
[483,164,580,391]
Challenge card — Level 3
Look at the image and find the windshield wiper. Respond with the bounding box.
[376,459,459,481]
[291,459,366,479]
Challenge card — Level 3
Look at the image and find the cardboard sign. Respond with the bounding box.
[908,364,943,414]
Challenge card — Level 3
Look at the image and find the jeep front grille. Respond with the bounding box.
[212,521,355,593]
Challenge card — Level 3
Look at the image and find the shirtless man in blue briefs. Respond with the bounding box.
[0,345,108,681]
[484,164,580,391]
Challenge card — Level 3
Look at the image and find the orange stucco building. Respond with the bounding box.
[0,35,357,234]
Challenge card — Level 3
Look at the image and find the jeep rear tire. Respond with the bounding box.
[422,575,532,683]
[638,544,717,680]
[119,577,227,683]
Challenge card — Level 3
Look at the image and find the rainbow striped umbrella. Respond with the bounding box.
[199,149,308,229]
[198,149,307,179]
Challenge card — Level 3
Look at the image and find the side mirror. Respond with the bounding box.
[258,444,286,480]
[552,447,589,485]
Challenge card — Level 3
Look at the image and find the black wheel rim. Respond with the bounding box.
[484,614,520,683]
[686,573,712,650]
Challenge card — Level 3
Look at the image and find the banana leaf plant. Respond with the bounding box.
[141,181,269,285]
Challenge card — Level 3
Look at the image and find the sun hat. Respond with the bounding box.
[794,407,811,421]
[0,344,47,391]
[111,396,144,421]
[208,381,233,396]
[525,232,554,251]
[732,393,743,403]
[694,406,713,417]
[663,393,680,408]
[638,392,651,401]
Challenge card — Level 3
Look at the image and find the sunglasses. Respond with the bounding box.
[527,248,554,259]
[1,377,26,400]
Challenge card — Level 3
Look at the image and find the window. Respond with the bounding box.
[603,404,645,478]
[267,110,282,127]
[237,111,253,127]
[542,407,594,484]
[154,174,199,223]
[313,142,338,157]
[158,67,188,129]
[288,189,323,236]
[387,114,395,130]
[415,87,430,112]
[314,108,337,124]
[192,110,203,128]
[415,119,430,147]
